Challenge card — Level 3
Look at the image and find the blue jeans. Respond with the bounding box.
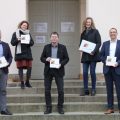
[83,62,96,91]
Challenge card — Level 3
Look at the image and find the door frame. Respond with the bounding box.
[26,0,87,79]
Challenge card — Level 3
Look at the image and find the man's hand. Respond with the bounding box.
[113,62,118,67]
[46,57,51,62]
[58,64,61,69]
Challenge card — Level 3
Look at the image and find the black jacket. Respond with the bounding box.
[11,30,34,61]
[40,43,69,77]
[0,41,12,73]
[80,29,101,63]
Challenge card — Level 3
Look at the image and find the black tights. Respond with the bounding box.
[18,67,32,82]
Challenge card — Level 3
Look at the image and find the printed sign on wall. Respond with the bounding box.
[34,23,47,33]
[61,22,75,32]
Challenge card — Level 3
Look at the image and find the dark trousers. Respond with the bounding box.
[18,67,32,81]
[104,67,120,110]
[0,69,7,111]
[83,62,96,91]
[44,69,64,108]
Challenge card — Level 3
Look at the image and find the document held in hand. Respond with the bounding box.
[21,35,30,44]
[79,40,96,54]
[106,56,117,66]
[50,58,60,69]
[0,56,9,68]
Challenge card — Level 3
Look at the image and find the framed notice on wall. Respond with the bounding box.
[61,22,75,32]
[34,22,48,33]
[35,36,46,44]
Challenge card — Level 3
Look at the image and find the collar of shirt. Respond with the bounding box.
[110,39,117,43]
[51,44,58,48]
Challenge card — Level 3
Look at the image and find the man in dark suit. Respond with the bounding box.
[100,28,120,114]
[41,32,69,114]
[0,30,13,115]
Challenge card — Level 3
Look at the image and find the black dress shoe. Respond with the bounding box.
[91,90,96,96]
[1,109,12,115]
[58,108,64,114]
[44,107,52,114]
[25,81,32,88]
[21,82,25,89]
[80,90,89,96]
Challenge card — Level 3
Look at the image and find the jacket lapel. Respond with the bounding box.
[115,40,119,57]
[106,41,110,56]
[48,44,51,57]
[57,44,60,58]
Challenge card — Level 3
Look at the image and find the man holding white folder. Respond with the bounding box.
[41,32,69,114]
[0,30,12,115]
[100,28,120,114]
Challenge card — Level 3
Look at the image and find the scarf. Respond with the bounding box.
[16,29,30,54]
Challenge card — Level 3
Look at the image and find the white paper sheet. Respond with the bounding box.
[21,35,30,44]
[0,56,9,68]
[50,58,60,69]
[79,40,96,54]
[106,56,117,66]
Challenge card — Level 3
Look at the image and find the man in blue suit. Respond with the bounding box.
[0,30,13,115]
[100,28,120,114]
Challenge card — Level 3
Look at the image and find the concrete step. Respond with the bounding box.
[7,102,119,113]
[2,79,119,120]
[0,112,120,120]
[7,80,106,87]
[7,94,118,103]
[7,86,115,95]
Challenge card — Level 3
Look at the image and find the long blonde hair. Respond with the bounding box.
[82,17,96,32]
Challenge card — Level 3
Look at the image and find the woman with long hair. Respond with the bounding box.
[79,17,101,96]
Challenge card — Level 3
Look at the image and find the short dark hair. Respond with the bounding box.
[50,32,59,38]
[18,20,29,29]
[109,28,118,33]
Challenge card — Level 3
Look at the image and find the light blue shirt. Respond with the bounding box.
[51,46,58,58]
[0,41,3,57]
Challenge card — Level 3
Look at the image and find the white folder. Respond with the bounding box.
[79,40,96,54]
[0,56,9,68]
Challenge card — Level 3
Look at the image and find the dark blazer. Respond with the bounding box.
[40,43,69,77]
[100,40,120,75]
[11,30,34,61]
[0,41,12,73]
[80,29,101,63]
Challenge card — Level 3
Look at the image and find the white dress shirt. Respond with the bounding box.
[109,40,117,57]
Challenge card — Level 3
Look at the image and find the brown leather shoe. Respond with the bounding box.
[104,109,114,114]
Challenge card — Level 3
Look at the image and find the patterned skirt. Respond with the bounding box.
[16,60,32,69]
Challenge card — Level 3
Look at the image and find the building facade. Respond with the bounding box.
[0,0,120,79]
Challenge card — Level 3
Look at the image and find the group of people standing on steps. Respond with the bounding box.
[0,17,120,115]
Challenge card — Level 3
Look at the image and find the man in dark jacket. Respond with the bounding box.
[41,32,69,114]
[0,30,13,115]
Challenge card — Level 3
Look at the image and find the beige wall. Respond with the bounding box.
[86,0,120,73]
[0,0,27,74]
[1,0,120,74]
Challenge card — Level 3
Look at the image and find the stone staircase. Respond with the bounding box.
[0,79,120,120]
